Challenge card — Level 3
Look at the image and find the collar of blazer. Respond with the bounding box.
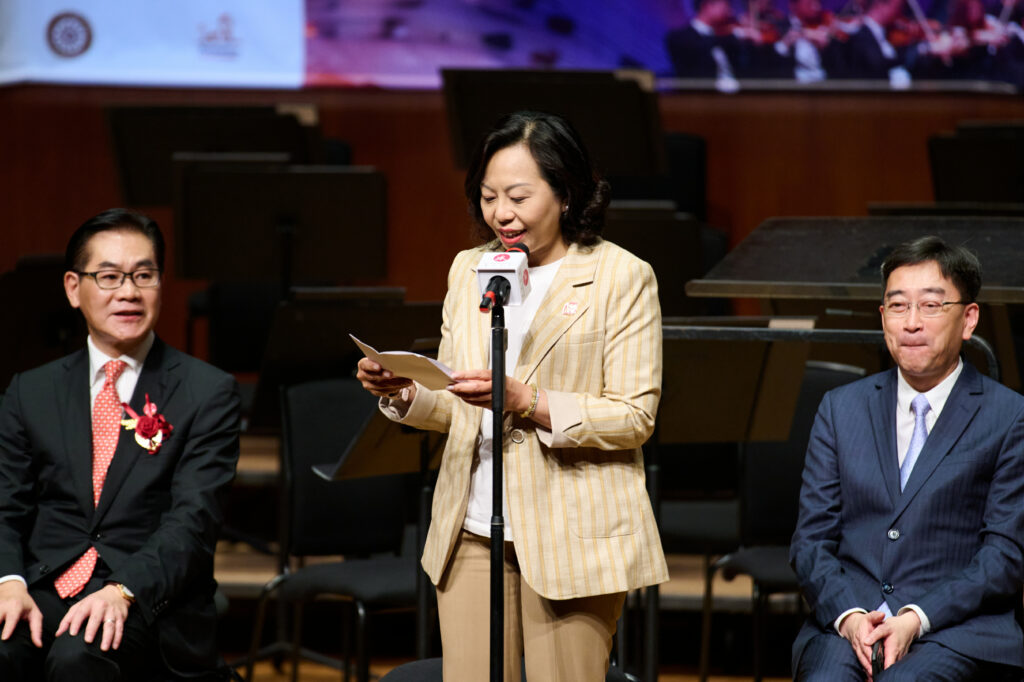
[58,338,184,525]
[510,240,600,384]
[868,361,984,514]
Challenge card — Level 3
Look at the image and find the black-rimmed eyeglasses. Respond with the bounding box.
[76,268,162,290]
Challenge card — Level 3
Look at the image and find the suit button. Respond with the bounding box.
[882,582,894,594]
[510,429,525,444]
[92,533,101,540]
[39,565,48,574]
[887,529,900,541]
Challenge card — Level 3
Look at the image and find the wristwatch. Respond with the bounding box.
[115,582,136,605]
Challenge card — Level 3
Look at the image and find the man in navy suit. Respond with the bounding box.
[791,236,1024,680]
[0,209,240,681]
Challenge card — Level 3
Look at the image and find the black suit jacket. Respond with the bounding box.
[0,339,240,676]
[841,24,905,79]
[666,24,742,79]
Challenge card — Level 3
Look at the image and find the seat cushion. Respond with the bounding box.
[659,499,740,554]
[718,545,798,593]
[277,557,418,607]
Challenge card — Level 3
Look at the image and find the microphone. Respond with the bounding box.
[478,244,531,312]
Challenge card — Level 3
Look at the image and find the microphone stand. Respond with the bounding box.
[489,299,507,682]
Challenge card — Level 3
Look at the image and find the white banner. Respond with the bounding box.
[0,1,304,88]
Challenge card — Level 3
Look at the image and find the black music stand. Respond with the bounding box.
[249,296,441,432]
[685,216,1024,389]
[0,255,87,391]
[108,105,320,206]
[441,68,665,178]
[868,201,1024,217]
[652,319,811,682]
[928,133,1024,204]
[173,161,388,292]
[603,201,705,317]
[312,389,444,664]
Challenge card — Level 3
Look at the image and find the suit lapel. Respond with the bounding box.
[92,340,181,526]
[58,350,96,518]
[893,363,981,517]
[868,369,901,505]
[515,242,597,383]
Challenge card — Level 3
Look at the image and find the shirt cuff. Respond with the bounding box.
[897,604,930,637]
[379,386,413,419]
[534,389,582,449]
[834,607,868,633]
[0,575,27,587]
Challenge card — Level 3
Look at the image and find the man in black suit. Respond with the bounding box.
[842,0,913,81]
[665,0,744,80]
[0,209,240,681]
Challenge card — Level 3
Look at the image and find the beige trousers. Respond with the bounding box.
[436,530,625,681]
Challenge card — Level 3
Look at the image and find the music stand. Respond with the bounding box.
[311,338,446,654]
[173,162,388,292]
[0,255,87,390]
[604,201,704,317]
[868,201,1024,217]
[928,133,1024,203]
[108,105,320,206]
[653,319,811,682]
[441,68,666,178]
[249,296,442,432]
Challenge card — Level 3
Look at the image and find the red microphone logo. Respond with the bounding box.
[494,253,511,262]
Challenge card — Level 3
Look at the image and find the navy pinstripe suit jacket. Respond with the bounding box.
[791,361,1024,669]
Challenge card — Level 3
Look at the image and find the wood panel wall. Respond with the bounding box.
[3,84,1024,353]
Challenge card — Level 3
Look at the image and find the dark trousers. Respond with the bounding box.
[796,629,1023,682]
[0,574,161,682]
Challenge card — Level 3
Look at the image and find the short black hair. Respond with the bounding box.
[464,110,610,246]
[881,235,982,303]
[65,208,165,272]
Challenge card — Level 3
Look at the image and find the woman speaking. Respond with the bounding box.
[357,110,667,680]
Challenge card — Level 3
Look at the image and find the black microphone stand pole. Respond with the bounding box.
[489,298,507,682]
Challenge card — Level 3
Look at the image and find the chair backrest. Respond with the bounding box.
[740,360,865,546]
[279,377,413,558]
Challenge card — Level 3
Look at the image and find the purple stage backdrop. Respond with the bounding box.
[305,0,1024,91]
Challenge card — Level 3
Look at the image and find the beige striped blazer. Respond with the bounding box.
[384,238,668,600]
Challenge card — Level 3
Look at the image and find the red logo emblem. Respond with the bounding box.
[523,269,530,286]
[47,12,92,58]
[494,253,511,262]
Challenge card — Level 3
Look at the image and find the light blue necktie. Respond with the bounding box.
[900,393,931,491]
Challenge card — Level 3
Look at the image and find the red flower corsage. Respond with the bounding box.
[121,394,173,454]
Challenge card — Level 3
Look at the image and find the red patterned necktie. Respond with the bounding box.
[54,359,128,599]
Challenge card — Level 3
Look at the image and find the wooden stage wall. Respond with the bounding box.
[3,84,1024,354]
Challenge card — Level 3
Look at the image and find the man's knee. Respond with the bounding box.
[795,631,865,682]
[45,633,115,682]
[0,625,44,682]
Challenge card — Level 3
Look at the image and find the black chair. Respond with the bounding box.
[378,657,634,681]
[698,361,866,682]
[240,378,419,682]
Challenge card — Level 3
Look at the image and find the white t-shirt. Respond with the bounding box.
[462,258,563,540]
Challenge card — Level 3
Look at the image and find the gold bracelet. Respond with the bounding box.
[519,385,539,419]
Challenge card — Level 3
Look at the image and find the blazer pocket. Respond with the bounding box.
[565,451,640,539]
[562,328,602,346]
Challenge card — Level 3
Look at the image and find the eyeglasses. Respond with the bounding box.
[882,300,965,318]
[76,268,162,290]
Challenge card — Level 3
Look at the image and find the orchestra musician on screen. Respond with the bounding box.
[666,0,1024,87]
